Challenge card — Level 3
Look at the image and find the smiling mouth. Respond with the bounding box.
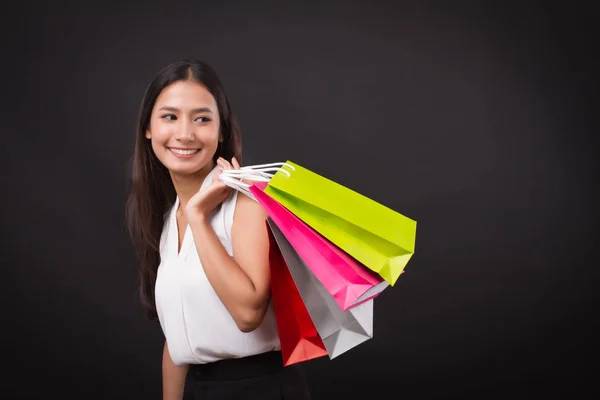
[169,148,200,156]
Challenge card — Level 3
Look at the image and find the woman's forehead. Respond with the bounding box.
[155,80,217,111]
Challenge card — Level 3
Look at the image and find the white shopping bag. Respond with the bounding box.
[268,218,373,359]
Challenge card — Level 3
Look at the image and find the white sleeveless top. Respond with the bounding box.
[155,166,281,366]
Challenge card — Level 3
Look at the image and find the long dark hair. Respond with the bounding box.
[126,60,242,320]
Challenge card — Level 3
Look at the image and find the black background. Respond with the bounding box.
[2,1,598,399]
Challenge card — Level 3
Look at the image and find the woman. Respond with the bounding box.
[126,60,311,399]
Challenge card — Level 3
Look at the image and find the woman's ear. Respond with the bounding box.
[145,130,151,139]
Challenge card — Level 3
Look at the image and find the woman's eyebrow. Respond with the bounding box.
[158,106,213,113]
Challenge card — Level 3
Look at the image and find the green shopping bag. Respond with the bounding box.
[264,161,417,286]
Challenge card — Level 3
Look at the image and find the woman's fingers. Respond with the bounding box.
[217,157,240,170]
[217,157,233,170]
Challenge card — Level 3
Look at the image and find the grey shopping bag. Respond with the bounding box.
[268,218,373,359]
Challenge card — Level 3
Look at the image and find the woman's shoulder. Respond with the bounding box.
[230,190,268,239]
[159,199,178,255]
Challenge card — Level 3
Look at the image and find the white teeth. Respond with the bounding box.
[170,148,199,155]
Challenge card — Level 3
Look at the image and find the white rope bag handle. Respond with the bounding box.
[219,162,295,200]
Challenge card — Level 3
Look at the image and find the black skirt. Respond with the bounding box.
[183,351,312,399]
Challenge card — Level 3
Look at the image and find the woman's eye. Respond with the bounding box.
[159,114,210,122]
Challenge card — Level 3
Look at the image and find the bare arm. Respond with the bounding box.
[188,191,272,332]
[162,341,188,400]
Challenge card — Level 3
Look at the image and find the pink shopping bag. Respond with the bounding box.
[250,181,390,311]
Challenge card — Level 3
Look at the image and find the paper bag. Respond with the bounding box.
[267,226,328,366]
[269,219,373,359]
[251,181,388,311]
[264,161,417,286]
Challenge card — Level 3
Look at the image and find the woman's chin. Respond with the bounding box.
[166,162,214,178]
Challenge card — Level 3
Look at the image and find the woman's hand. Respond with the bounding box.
[186,157,241,222]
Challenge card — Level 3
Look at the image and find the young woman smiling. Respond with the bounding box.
[126,60,311,400]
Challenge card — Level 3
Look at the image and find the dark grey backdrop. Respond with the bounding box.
[2,1,598,399]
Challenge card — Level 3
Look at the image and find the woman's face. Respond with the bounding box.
[146,80,220,177]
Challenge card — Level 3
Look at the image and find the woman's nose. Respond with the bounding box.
[175,121,194,141]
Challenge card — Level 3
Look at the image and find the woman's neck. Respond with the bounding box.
[170,162,215,213]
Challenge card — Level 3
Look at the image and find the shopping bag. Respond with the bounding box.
[264,161,417,286]
[267,225,328,366]
[250,181,388,311]
[268,219,373,359]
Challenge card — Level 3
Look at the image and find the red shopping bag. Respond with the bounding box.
[268,225,328,366]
